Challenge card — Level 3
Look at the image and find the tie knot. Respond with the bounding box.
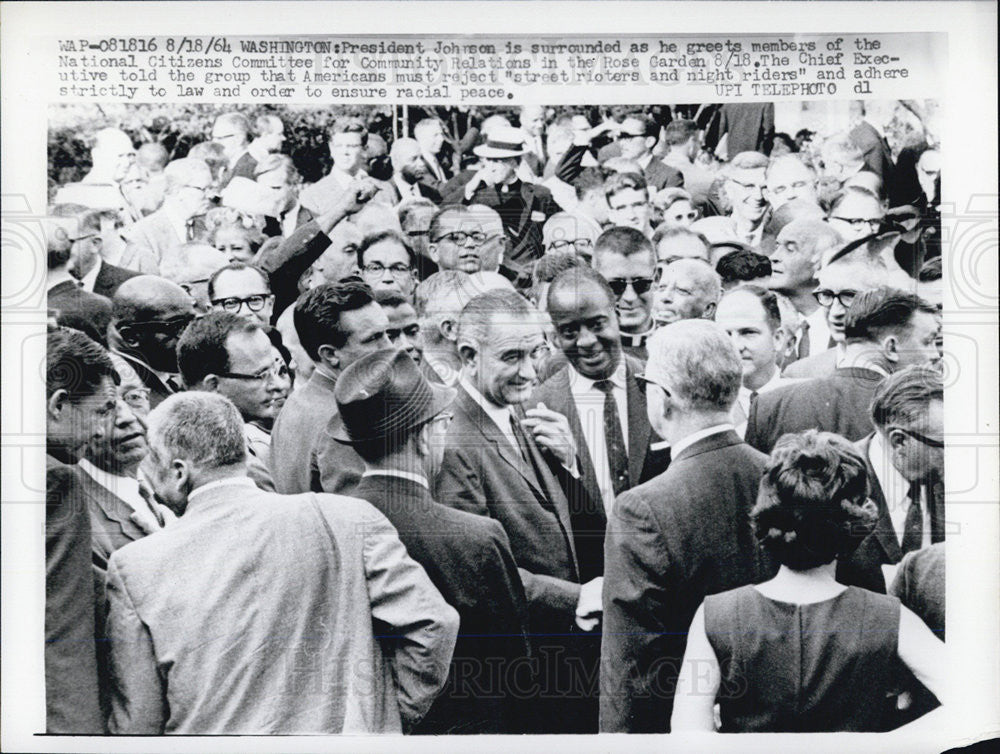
[908,481,922,502]
[593,379,615,395]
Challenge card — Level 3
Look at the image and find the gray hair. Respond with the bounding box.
[645,320,741,412]
[671,257,723,304]
[164,158,213,196]
[146,392,246,471]
[457,289,533,351]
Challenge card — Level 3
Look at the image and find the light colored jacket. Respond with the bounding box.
[105,478,458,734]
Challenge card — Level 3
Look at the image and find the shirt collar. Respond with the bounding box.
[620,329,652,348]
[671,423,735,458]
[78,457,139,493]
[741,368,782,398]
[362,469,429,490]
[78,259,103,293]
[47,271,79,292]
[460,376,517,435]
[868,431,910,508]
[188,475,257,503]
[569,359,628,396]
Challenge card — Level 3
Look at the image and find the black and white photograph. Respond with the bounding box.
[2,4,997,752]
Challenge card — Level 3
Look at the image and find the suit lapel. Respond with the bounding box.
[625,363,651,483]
[858,435,903,563]
[456,387,545,500]
[79,471,152,543]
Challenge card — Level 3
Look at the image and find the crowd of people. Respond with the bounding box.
[44,101,946,735]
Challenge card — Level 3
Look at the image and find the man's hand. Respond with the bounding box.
[575,576,604,631]
[522,402,577,471]
[336,176,380,216]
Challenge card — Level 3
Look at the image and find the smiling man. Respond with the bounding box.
[652,257,722,326]
[592,226,657,361]
[178,311,292,492]
[722,151,771,247]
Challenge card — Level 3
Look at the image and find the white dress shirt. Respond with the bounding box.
[79,259,103,293]
[393,174,422,201]
[568,362,629,516]
[868,432,931,550]
[78,458,169,531]
[362,468,430,490]
[670,423,735,460]
[734,369,786,438]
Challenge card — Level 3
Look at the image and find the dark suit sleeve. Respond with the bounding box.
[254,220,331,317]
[46,462,104,733]
[600,488,674,733]
[436,446,582,628]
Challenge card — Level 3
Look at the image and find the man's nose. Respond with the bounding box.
[577,325,598,348]
[621,283,639,302]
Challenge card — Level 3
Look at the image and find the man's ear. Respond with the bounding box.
[199,375,220,392]
[316,343,340,370]
[439,318,458,343]
[702,301,717,320]
[644,136,657,153]
[457,342,478,367]
[881,333,901,364]
[47,389,69,421]
[886,427,908,452]
[428,243,440,264]
[416,422,431,459]
[118,325,140,348]
[772,326,786,353]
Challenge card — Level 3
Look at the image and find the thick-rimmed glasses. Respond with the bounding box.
[212,295,273,314]
[812,288,858,308]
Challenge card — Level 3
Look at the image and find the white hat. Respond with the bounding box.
[473,126,527,159]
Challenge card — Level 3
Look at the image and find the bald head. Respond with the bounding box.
[390,137,422,171]
[654,257,722,324]
[113,275,196,325]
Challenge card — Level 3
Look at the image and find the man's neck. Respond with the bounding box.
[364,456,428,483]
[779,284,819,316]
[621,317,654,338]
[733,213,764,236]
[666,413,733,447]
[839,343,889,373]
[745,363,778,392]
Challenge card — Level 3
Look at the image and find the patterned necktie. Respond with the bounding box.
[594,380,630,496]
[900,482,924,554]
[508,408,549,489]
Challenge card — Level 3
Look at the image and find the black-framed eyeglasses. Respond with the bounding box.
[218,361,290,382]
[433,230,487,245]
[386,323,421,342]
[69,232,102,245]
[891,426,945,448]
[635,373,671,397]
[812,288,858,308]
[607,277,654,298]
[362,262,413,278]
[405,229,429,238]
[124,314,195,337]
[728,177,766,194]
[548,238,594,252]
[615,132,644,141]
[831,216,883,230]
[212,294,273,314]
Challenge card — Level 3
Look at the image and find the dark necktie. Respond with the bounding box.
[797,319,810,360]
[900,482,924,554]
[165,375,183,393]
[594,380,630,496]
[509,407,549,487]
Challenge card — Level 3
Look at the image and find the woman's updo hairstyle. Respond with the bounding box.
[751,430,878,570]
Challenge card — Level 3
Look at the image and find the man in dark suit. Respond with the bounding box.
[840,365,946,593]
[746,287,941,454]
[50,205,141,297]
[849,101,895,191]
[600,319,776,732]
[335,348,531,734]
[270,280,391,494]
[45,327,120,733]
[451,125,560,276]
[111,276,198,407]
[212,112,257,187]
[387,137,443,205]
[414,116,452,192]
[613,113,684,192]
[434,289,601,731]
[534,266,669,578]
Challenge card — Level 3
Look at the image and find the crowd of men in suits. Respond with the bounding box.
[44,101,946,735]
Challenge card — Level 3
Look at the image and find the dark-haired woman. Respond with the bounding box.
[671,430,945,732]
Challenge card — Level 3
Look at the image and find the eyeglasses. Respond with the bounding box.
[607,277,654,298]
[212,294,273,314]
[430,411,454,429]
[812,288,858,308]
[218,361,290,382]
[891,426,945,448]
[547,238,594,252]
[728,177,766,194]
[635,373,671,397]
[361,262,413,278]
[405,229,429,238]
[124,315,195,337]
[69,232,102,245]
[831,216,883,231]
[769,180,811,196]
[433,230,487,245]
[121,387,151,411]
[386,323,421,342]
[184,184,212,194]
[667,211,699,223]
[615,132,644,141]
